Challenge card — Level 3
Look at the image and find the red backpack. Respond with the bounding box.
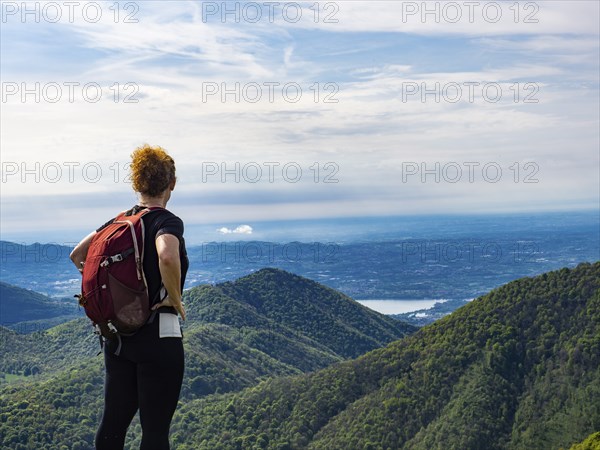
[76,207,161,341]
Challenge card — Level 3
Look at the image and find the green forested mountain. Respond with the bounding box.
[569,432,600,450]
[0,268,415,449]
[162,261,600,450]
[0,321,98,381]
[1,264,598,449]
[0,282,78,326]
[211,268,415,358]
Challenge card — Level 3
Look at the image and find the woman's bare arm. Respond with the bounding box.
[70,230,96,273]
[151,233,186,320]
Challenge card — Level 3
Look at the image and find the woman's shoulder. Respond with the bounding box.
[148,207,182,222]
[145,208,185,237]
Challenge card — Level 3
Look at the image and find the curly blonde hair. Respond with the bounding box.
[130,144,176,197]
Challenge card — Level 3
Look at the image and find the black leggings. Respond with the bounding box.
[95,312,184,450]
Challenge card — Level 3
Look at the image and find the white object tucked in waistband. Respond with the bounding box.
[159,312,182,338]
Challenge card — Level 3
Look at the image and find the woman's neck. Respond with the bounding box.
[138,196,167,209]
[138,186,172,209]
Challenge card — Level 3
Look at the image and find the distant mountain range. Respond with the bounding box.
[1,263,599,449]
[2,209,599,329]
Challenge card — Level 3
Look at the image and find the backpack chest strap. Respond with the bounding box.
[100,247,135,267]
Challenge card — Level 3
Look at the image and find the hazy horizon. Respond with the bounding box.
[1,208,597,246]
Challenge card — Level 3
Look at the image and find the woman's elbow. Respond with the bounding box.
[70,247,81,264]
[159,253,180,268]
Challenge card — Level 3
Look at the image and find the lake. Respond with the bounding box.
[356,299,448,315]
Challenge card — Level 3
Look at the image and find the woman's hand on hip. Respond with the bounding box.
[152,295,186,321]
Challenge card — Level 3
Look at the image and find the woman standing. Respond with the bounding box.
[70,144,188,450]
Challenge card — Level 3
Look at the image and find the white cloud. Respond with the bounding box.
[217,225,254,235]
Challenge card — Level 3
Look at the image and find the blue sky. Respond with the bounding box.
[0,1,599,243]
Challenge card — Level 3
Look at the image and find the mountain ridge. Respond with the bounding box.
[167,261,600,449]
[214,267,415,358]
[0,281,79,327]
[0,267,416,448]
[1,263,598,449]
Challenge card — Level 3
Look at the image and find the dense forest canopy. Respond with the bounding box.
[1,263,599,449]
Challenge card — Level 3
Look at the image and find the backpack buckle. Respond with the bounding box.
[111,254,124,263]
[100,253,124,267]
[74,293,86,307]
